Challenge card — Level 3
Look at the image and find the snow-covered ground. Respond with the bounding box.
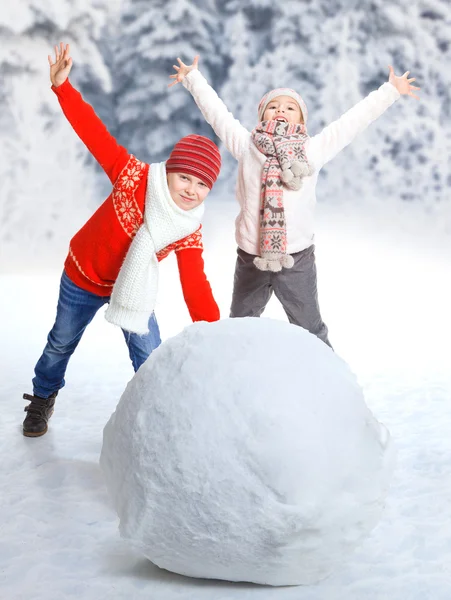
[1,198,451,599]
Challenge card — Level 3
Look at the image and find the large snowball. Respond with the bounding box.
[100,318,395,586]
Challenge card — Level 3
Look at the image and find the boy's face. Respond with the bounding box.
[166,172,210,211]
[263,95,303,124]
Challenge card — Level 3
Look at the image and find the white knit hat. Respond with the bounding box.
[258,88,308,123]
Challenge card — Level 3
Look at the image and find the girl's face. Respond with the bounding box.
[263,95,303,124]
[166,172,210,211]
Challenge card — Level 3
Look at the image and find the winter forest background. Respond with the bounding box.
[0,0,450,269]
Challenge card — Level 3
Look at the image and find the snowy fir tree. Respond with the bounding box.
[213,2,256,181]
[218,0,278,126]
[112,0,223,164]
[1,0,450,270]
[0,76,96,267]
[217,0,451,207]
[304,0,451,208]
[0,0,117,268]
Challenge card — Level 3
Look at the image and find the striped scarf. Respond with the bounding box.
[251,120,313,272]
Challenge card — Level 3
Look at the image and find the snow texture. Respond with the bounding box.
[100,317,395,586]
[2,198,451,598]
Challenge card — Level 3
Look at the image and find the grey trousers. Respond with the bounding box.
[230,245,332,348]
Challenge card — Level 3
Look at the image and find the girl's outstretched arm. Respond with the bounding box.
[169,56,250,160]
[308,66,420,170]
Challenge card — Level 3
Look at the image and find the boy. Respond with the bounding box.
[22,44,222,437]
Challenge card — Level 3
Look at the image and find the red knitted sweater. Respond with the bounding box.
[53,79,219,323]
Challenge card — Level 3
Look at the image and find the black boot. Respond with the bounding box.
[22,392,58,437]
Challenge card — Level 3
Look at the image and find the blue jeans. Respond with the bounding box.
[32,271,161,398]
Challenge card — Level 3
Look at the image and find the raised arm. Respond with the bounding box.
[169,56,250,160]
[49,43,128,183]
[308,66,420,169]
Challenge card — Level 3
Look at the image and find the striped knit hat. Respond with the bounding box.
[166,134,221,189]
[258,88,308,124]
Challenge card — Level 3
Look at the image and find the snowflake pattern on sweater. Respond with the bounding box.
[111,154,203,255]
[112,156,145,238]
[157,228,203,260]
[69,154,205,282]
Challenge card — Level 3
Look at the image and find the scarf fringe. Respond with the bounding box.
[105,304,151,335]
[281,161,315,190]
[253,254,294,272]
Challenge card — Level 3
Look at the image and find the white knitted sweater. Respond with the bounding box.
[183,70,400,255]
[105,162,204,335]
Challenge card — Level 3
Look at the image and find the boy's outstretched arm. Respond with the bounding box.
[49,43,128,183]
[169,56,250,160]
[309,66,420,169]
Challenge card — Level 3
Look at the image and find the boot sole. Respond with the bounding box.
[22,409,54,437]
[23,426,48,438]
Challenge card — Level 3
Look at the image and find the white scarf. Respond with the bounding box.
[105,162,204,334]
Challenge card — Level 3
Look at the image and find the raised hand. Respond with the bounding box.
[168,56,199,87]
[388,65,420,99]
[48,42,73,87]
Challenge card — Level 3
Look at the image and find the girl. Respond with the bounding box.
[170,56,420,349]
